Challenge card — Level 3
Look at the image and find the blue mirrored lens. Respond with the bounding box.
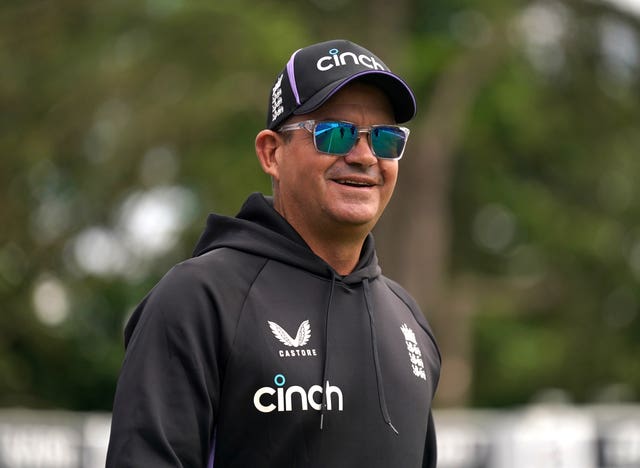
[314,122,358,155]
[371,126,407,159]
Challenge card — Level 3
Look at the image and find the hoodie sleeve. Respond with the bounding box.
[422,410,438,468]
[106,261,224,467]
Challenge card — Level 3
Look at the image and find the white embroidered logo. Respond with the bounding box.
[253,374,344,413]
[401,323,426,380]
[316,48,386,72]
[271,74,284,122]
[269,320,311,348]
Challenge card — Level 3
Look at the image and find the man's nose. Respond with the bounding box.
[343,134,377,166]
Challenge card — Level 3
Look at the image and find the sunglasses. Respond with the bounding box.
[278,120,410,160]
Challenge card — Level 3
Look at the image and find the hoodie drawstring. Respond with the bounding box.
[320,275,397,435]
[320,273,337,430]
[363,278,399,435]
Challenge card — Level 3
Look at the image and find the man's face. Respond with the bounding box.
[273,82,399,239]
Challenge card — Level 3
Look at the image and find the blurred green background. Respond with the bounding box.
[1,0,639,413]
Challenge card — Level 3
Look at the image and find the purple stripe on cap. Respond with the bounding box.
[286,48,302,105]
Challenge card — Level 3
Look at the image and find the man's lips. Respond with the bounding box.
[330,176,381,188]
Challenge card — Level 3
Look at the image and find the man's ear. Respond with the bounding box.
[255,130,284,180]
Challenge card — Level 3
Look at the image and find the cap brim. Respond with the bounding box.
[293,70,417,123]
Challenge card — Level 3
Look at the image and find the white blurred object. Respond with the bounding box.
[491,405,598,468]
[0,412,82,468]
[1,406,640,467]
[82,416,111,468]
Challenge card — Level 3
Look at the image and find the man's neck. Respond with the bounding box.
[289,221,368,275]
[306,236,365,276]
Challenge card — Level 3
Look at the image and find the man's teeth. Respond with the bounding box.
[337,180,372,186]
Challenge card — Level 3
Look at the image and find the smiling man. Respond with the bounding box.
[107,39,441,468]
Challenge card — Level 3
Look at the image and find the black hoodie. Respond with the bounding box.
[107,193,441,467]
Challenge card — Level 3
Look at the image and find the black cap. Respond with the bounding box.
[266,39,417,130]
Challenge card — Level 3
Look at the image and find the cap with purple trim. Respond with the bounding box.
[266,39,417,130]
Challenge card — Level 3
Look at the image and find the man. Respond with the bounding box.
[107,39,441,467]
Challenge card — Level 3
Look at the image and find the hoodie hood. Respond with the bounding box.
[193,192,381,284]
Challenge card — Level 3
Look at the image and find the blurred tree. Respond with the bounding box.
[382,0,640,407]
[0,0,309,410]
[0,0,639,412]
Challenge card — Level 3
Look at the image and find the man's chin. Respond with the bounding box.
[328,205,380,230]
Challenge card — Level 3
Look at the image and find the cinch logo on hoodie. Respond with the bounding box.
[253,374,344,413]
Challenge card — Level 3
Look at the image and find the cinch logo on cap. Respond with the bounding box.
[316,48,386,72]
